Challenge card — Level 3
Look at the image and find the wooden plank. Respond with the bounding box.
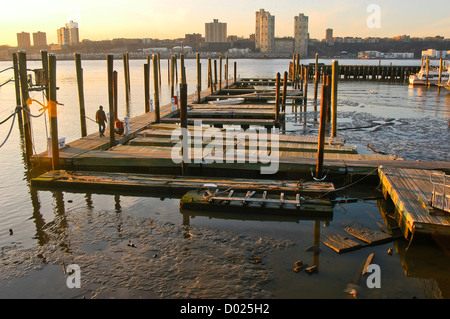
[31,170,335,195]
[340,222,393,245]
[322,233,362,254]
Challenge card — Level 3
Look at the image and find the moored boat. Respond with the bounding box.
[409,68,449,85]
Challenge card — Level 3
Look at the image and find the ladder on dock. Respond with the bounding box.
[430,172,450,213]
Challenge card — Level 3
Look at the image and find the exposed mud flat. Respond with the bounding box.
[0,208,295,299]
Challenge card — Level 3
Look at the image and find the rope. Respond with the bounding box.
[0,110,17,125]
[319,167,380,198]
[0,108,17,148]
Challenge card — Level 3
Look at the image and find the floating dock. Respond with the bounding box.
[378,167,450,238]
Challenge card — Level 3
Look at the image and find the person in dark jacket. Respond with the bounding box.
[95,105,107,137]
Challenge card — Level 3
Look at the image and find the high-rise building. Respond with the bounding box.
[66,20,80,45]
[255,9,275,54]
[57,27,70,46]
[325,28,334,45]
[33,31,47,48]
[294,13,309,57]
[205,19,227,43]
[17,32,31,48]
[57,21,80,46]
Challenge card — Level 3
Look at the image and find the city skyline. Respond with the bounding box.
[1,0,449,47]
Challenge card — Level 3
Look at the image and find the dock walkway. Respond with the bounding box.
[378,167,450,238]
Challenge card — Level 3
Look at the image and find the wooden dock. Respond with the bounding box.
[378,167,450,238]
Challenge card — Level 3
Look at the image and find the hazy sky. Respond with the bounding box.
[1,0,449,46]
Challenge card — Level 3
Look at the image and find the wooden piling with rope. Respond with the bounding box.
[48,53,59,170]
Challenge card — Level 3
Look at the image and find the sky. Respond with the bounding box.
[1,0,449,46]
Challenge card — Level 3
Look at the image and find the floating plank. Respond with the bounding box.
[362,253,375,275]
[340,221,393,245]
[322,233,362,254]
[31,170,335,196]
[180,190,333,217]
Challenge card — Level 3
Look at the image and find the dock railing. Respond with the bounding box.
[430,172,450,213]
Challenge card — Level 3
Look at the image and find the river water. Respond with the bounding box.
[0,58,449,299]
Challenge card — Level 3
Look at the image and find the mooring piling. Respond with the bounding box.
[12,53,23,129]
[196,53,201,102]
[179,82,188,176]
[48,53,59,170]
[275,72,280,124]
[152,54,160,123]
[331,60,339,137]
[107,55,115,146]
[314,53,319,101]
[74,53,87,137]
[316,82,329,180]
[144,63,150,113]
[18,51,33,161]
[282,71,288,112]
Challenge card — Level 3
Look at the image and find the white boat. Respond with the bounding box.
[409,68,449,85]
[208,98,245,105]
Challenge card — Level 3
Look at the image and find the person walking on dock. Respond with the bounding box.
[95,105,107,137]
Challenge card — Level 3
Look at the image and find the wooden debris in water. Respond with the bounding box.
[321,233,361,254]
[340,221,393,245]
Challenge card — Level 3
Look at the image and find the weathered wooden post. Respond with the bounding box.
[331,60,338,137]
[179,82,189,176]
[214,59,217,90]
[107,55,115,146]
[292,54,296,83]
[196,53,201,102]
[208,58,213,94]
[18,51,33,160]
[282,71,288,112]
[438,58,443,85]
[74,53,87,137]
[152,54,160,123]
[316,83,328,179]
[144,63,150,113]
[314,53,319,101]
[234,61,237,83]
[113,70,119,120]
[425,57,430,86]
[326,75,331,123]
[126,53,131,92]
[48,53,59,170]
[123,54,130,106]
[219,56,223,90]
[157,52,162,89]
[180,54,186,85]
[170,56,175,97]
[275,72,280,124]
[225,56,229,87]
[12,53,23,128]
[40,50,50,99]
[303,66,308,103]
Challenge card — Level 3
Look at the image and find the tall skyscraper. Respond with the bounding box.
[33,31,47,48]
[255,9,275,54]
[294,13,309,57]
[17,32,31,48]
[205,19,227,43]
